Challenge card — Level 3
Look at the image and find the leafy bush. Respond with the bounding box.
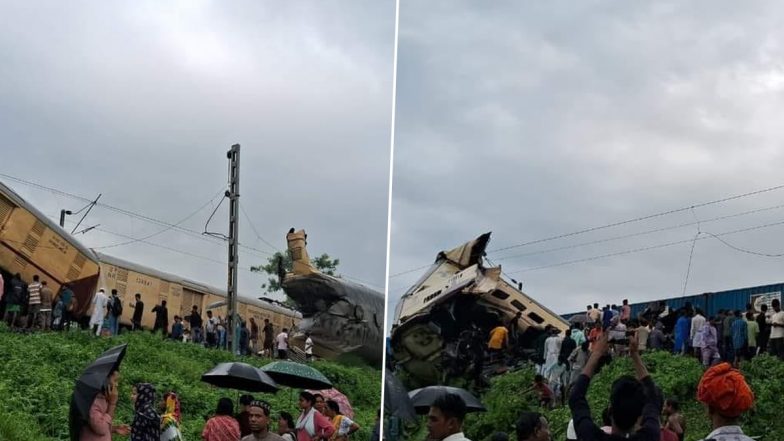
[462,351,781,441]
[0,327,380,441]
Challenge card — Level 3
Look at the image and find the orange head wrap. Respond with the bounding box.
[696,362,754,418]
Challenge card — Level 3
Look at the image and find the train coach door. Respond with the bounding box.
[181,287,205,318]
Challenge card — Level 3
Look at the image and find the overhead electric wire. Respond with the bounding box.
[239,202,280,253]
[94,188,225,250]
[504,218,784,275]
[0,172,272,257]
[702,232,784,257]
[388,185,784,278]
[489,183,784,254]
[493,202,784,262]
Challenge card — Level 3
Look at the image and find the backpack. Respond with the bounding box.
[111,297,123,317]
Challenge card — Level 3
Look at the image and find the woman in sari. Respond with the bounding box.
[131,383,162,441]
[160,391,183,441]
[295,391,334,441]
[324,400,359,441]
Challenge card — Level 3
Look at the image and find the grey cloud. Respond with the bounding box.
[388,1,784,326]
[1,1,395,299]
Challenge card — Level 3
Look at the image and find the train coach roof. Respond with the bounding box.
[0,180,100,263]
[95,251,299,317]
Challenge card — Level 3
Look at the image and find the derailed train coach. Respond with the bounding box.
[0,181,101,316]
[0,180,300,332]
[390,232,570,388]
[96,252,301,332]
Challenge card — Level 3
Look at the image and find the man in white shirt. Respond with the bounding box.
[427,393,471,441]
[276,328,289,360]
[691,309,707,358]
[304,332,314,362]
[89,289,109,336]
[769,299,784,359]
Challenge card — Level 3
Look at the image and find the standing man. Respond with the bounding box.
[305,332,314,362]
[769,299,784,359]
[205,310,218,348]
[129,293,144,331]
[39,281,53,331]
[691,309,706,359]
[426,393,471,441]
[108,289,122,336]
[263,319,275,358]
[59,284,76,331]
[620,299,631,323]
[26,275,42,330]
[249,317,259,355]
[756,304,770,354]
[243,400,284,441]
[3,274,26,328]
[276,328,289,359]
[152,300,169,337]
[188,305,203,344]
[89,288,109,336]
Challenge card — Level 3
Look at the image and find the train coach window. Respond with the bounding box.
[492,291,510,300]
[527,311,545,324]
[510,300,527,312]
[424,290,443,303]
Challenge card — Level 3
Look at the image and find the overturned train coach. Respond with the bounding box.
[390,232,569,388]
[0,180,300,332]
[281,228,385,366]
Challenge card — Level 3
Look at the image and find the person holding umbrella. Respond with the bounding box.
[295,391,335,441]
[76,368,131,440]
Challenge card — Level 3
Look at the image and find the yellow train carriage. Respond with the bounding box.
[0,181,100,313]
[95,252,186,329]
[95,252,300,332]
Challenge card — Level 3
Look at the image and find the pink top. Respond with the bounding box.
[80,393,113,441]
[202,415,241,441]
[296,410,335,441]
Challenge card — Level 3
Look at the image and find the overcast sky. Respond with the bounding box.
[388,1,784,327]
[0,1,394,303]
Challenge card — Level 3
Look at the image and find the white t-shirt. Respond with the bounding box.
[276,332,288,350]
[770,311,784,339]
[305,337,314,354]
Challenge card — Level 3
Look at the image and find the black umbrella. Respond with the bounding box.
[202,362,279,393]
[69,343,128,440]
[408,386,486,414]
[384,369,417,422]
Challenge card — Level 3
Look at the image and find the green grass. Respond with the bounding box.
[403,351,783,441]
[0,324,380,441]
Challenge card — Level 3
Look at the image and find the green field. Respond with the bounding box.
[0,324,380,441]
[402,351,784,441]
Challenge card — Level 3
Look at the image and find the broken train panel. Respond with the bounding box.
[390,232,569,387]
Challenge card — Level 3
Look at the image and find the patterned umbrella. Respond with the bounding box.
[261,361,332,390]
[306,388,354,418]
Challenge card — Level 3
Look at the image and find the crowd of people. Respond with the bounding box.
[519,299,784,408]
[421,332,758,441]
[0,272,317,360]
[77,366,378,441]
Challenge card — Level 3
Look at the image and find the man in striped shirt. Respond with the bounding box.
[26,275,42,330]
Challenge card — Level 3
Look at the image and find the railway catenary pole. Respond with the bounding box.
[227,144,240,354]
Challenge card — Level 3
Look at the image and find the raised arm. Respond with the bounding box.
[630,330,661,441]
